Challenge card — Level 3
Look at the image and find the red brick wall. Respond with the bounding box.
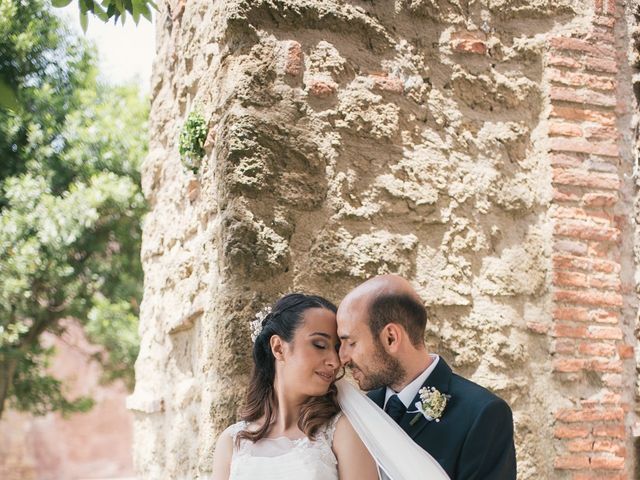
[548,0,635,477]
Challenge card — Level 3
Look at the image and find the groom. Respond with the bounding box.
[337,275,517,480]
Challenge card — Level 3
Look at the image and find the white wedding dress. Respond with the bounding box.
[227,414,341,480]
[225,380,449,480]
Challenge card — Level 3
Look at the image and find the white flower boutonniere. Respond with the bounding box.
[409,386,451,426]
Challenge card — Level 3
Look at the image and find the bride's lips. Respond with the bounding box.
[315,371,334,383]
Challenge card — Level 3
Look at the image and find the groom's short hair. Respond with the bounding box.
[368,293,427,347]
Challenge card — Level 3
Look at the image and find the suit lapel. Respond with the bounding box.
[399,358,453,440]
[367,386,386,409]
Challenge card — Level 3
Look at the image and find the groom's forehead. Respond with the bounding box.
[338,299,370,331]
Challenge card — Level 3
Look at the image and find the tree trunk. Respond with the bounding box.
[0,354,18,420]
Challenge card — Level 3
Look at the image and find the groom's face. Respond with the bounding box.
[338,301,401,391]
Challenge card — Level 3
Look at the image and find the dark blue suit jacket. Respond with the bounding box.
[367,359,517,480]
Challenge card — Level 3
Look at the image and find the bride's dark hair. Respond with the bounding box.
[237,293,341,444]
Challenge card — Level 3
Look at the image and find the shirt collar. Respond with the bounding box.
[384,354,439,409]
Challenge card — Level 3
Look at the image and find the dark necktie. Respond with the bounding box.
[385,394,406,423]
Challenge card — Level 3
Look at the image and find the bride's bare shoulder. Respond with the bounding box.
[332,414,362,450]
[332,415,379,479]
[211,425,236,480]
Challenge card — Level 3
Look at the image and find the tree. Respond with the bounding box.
[51,0,157,31]
[0,0,147,419]
[0,0,156,109]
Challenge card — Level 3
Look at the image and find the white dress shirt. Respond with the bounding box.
[383,354,440,409]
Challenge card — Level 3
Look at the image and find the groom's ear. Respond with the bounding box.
[380,323,402,353]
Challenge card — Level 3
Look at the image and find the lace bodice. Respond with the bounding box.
[227,414,341,480]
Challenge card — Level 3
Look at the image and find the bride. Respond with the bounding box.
[211,293,449,480]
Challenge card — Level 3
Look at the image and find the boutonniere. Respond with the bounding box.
[408,386,451,426]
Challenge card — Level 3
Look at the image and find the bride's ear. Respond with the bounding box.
[270,334,286,360]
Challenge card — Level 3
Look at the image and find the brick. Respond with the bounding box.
[553,254,619,274]
[554,306,589,322]
[566,439,594,452]
[590,309,619,324]
[555,425,591,438]
[553,207,611,224]
[550,37,616,57]
[526,321,549,334]
[549,137,619,157]
[588,359,623,372]
[617,344,634,359]
[551,153,583,168]
[550,86,617,108]
[284,41,303,77]
[553,324,587,338]
[589,29,616,45]
[578,342,616,357]
[588,160,619,173]
[549,121,582,137]
[548,55,581,69]
[552,168,620,190]
[593,16,616,29]
[572,475,627,480]
[588,274,621,291]
[369,74,404,94]
[599,392,623,404]
[548,69,616,91]
[583,125,618,140]
[593,425,625,438]
[581,192,618,207]
[554,239,588,255]
[590,456,624,470]
[554,339,576,354]
[550,105,616,125]
[554,190,581,202]
[554,220,620,243]
[587,325,623,340]
[553,358,586,372]
[554,289,623,308]
[585,56,618,74]
[554,455,590,469]
[308,79,337,97]
[451,31,487,55]
[602,373,622,387]
[555,407,624,423]
[593,440,626,455]
[587,241,612,259]
[553,271,588,288]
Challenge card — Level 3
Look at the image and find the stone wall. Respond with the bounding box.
[129,0,639,478]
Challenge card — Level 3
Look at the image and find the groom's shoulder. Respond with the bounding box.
[449,371,511,415]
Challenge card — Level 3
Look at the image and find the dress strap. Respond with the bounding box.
[323,412,343,443]
[227,421,248,442]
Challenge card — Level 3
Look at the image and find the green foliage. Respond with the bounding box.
[10,345,95,416]
[178,110,207,172]
[0,0,157,110]
[53,0,157,32]
[0,0,148,418]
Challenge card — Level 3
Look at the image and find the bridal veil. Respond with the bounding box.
[336,379,450,480]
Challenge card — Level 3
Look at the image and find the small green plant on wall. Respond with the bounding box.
[179,110,207,172]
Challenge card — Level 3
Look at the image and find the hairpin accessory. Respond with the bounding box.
[250,305,272,342]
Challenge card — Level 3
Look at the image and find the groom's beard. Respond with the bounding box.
[348,342,405,391]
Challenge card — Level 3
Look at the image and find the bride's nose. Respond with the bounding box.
[326,348,339,368]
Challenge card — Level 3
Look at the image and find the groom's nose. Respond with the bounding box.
[339,343,350,365]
